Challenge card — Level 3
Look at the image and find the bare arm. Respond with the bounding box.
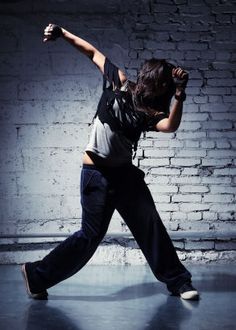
[43,24,127,83]
[155,67,188,133]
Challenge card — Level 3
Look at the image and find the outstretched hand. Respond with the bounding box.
[172,67,189,90]
[43,23,63,42]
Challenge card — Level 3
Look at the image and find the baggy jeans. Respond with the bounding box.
[27,164,191,293]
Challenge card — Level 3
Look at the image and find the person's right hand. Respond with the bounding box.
[172,67,189,91]
[43,23,63,42]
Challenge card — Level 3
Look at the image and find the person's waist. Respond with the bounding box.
[83,151,132,169]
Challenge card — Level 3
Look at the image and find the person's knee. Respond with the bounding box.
[76,226,104,242]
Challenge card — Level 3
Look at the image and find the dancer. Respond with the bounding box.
[21,24,199,301]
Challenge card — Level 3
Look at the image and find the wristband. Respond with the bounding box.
[50,24,63,40]
[175,91,186,102]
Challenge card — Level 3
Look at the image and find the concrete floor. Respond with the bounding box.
[0,264,235,330]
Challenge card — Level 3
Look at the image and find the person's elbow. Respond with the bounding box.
[155,118,180,133]
[166,123,180,133]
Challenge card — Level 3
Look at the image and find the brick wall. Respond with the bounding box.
[0,0,235,264]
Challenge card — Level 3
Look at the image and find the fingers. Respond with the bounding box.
[43,23,54,42]
[172,67,188,78]
[172,68,188,80]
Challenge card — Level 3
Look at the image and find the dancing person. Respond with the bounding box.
[21,24,199,301]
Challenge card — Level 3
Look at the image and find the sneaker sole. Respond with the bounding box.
[21,264,48,300]
[180,290,199,300]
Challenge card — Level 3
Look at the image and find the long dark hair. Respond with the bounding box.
[130,58,176,116]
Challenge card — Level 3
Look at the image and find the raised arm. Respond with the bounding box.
[155,67,188,133]
[43,24,127,83]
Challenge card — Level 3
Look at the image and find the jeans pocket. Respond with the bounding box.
[81,169,96,194]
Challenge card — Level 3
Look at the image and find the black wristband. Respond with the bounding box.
[175,91,186,102]
[50,24,63,40]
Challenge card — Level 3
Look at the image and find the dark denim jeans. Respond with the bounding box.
[27,164,191,293]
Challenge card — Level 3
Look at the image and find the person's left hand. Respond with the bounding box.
[172,67,189,90]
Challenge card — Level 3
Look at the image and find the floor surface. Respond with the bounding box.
[0,264,235,330]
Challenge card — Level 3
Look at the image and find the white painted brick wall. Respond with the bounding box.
[0,0,235,263]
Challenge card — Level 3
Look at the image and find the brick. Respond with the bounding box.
[216,141,231,149]
[202,87,231,95]
[200,141,215,149]
[169,140,185,148]
[0,81,17,101]
[179,113,209,122]
[211,112,235,121]
[170,158,201,166]
[223,95,236,102]
[17,170,81,196]
[18,79,97,101]
[180,185,209,193]
[139,158,170,167]
[200,103,231,113]
[154,140,169,148]
[212,61,235,70]
[0,149,24,172]
[217,212,235,221]
[171,212,187,221]
[215,241,236,251]
[14,100,94,125]
[207,78,236,87]
[173,241,185,249]
[155,203,179,212]
[182,103,199,113]
[201,176,232,185]
[202,212,217,221]
[207,150,236,158]
[209,131,235,139]
[146,176,169,185]
[179,121,201,131]
[180,203,210,212]
[0,174,17,196]
[22,147,82,172]
[177,42,208,51]
[0,196,63,222]
[144,149,175,158]
[185,141,200,148]
[130,40,143,50]
[210,204,235,212]
[152,4,177,13]
[176,132,207,140]
[150,167,181,176]
[202,158,234,166]
[175,149,206,158]
[205,70,233,78]
[202,120,232,130]
[200,50,215,60]
[178,221,210,232]
[148,184,178,193]
[0,125,17,149]
[181,168,199,175]
[153,42,176,50]
[16,124,88,148]
[145,131,175,139]
[171,176,201,184]
[193,96,208,104]
[172,194,201,202]
[185,241,215,250]
[203,194,234,203]
[210,185,235,194]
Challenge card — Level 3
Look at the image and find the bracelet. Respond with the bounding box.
[175,91,186,102]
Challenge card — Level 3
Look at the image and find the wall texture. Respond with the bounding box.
[0,0,235,264]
